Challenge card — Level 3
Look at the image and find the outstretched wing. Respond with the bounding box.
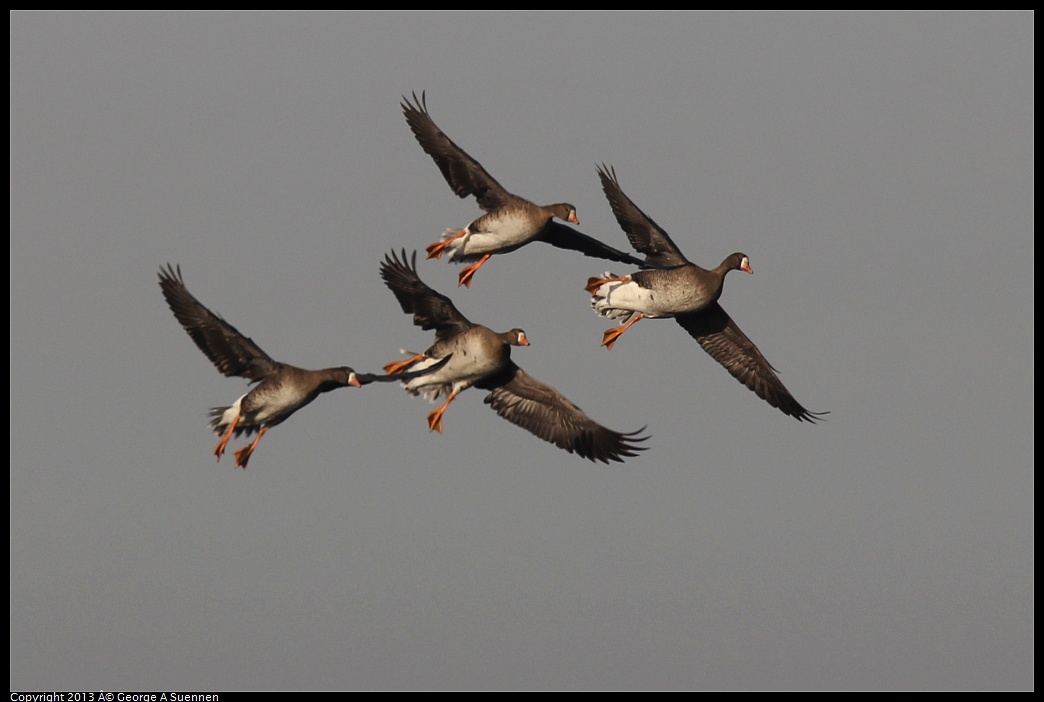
[675,303,825,423]
[536,220,653,269]
[379,249,474,343]
[401,91,513,212]
[478,363,649,463]
[597,164,689,268]
[158,264,279,382]
[354,355,452,385]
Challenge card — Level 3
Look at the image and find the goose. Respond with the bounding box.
[380,250,648,463]
[159,264,447,468]
[585,166,824,423]
[401,91,650,287]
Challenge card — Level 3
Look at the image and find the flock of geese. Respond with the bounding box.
[159,91,823,469]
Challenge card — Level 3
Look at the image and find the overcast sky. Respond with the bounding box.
[11,11,1033,691]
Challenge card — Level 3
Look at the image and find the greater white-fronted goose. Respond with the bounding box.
[380,250,648,463]
[401,91,649,287]
[585,166,824,423]
[158,264,447,468]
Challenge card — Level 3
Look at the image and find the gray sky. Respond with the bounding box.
[11,11,1033,691]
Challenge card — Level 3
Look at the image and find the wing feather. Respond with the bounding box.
[479,364,649,463]
[675,304,825,422]
[401,91,513,212]
[158,264,278,381]
[379,250,473,343]
[597,164,689,268]
[536,221,652,268]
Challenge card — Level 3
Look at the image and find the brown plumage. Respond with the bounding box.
[586,166,825,423]
[401,91,650,287]
[381,250,648,463]
[158,264,446,468]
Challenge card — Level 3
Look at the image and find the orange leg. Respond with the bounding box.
[426,230,466,259]
[233,427,266,469]
[384,353,426,375]
[585,275,631,295]
[426,391,458,433]
[602,313,644,350]
[213,415,240,462]
[457,254,491,288]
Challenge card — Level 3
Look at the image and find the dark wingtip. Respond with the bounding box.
[158,262,183,285]
[401,90,427,115]
[596,162,622,190]
[587,425,650,464]
[795,409,829,424]
[380,248,419,277]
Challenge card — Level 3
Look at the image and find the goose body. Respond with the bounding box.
[381,250,648,463]
[586,166,824,423]
[401,92,649,287]
[158,264,444,468]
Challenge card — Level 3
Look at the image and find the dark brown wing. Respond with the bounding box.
[401,91,513,213]
[158,264,279,382]
[477,363,649,463]
[380,249,474,343]
[675,303,825,422]
[597,164,689,268]
[354,356,452,385]
[535,220,652,268]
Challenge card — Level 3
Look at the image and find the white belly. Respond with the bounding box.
[592,278,674,319]
[402,350,500,401]
[440,210,537,260]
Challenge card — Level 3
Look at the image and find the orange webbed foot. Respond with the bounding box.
[426,409,445,433]
[600,314,643,350]
[457,266,478,288]
[456,254,491,288]
[426,230,466,260]
[384,354,425,375]
[426,391,456,432]
[213,415,240,462]
[233,445,253,469]
[585,275,630,295]
[232,428,266,469]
